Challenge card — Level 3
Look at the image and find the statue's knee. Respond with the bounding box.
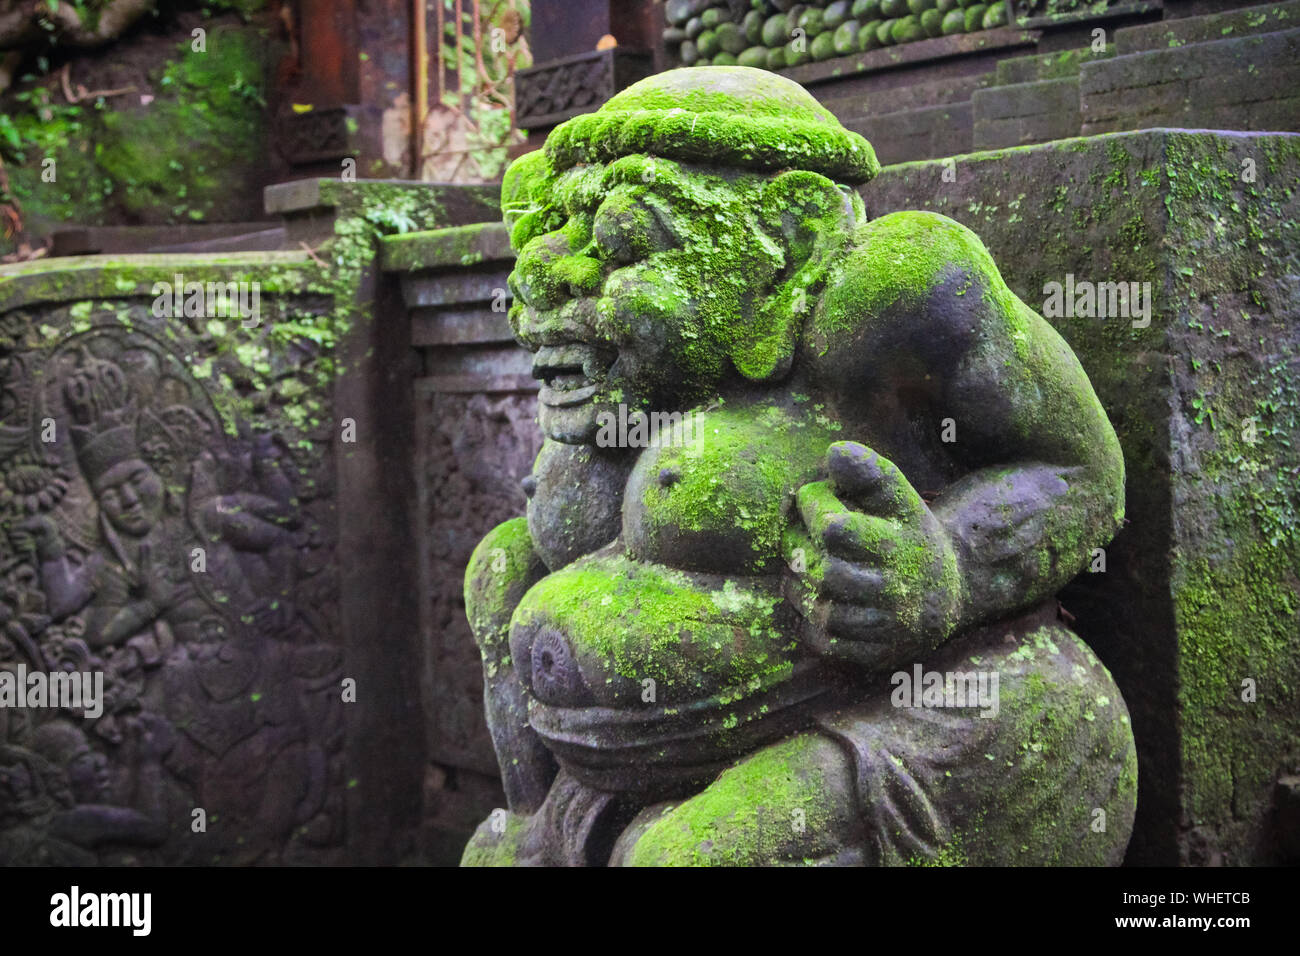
[615,734,859,867]
[460,808,529,867]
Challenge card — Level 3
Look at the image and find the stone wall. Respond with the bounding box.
[867,129,1300,864]
[381,222,539,865]
[0,178,491,865]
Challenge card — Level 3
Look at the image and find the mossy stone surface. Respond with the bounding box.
[868,129,1300,865]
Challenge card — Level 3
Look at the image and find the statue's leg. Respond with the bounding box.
[814,611,1137,866]
[609,732,865,866]
[463,517,556,813]
[462,769,640,866]
[612,607,1136,866]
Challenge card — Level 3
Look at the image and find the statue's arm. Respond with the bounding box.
[464,516,555,813]
[929,281,1124,629]
[789,212,1123,664]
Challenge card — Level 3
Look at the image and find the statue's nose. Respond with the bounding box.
[513,233,603,311]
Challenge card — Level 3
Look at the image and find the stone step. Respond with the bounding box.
[144,228,288,254]
[1116,0,1300,51]
[818,73,992,123]
[973,76,1081,148]
[994,45,1115,85]
[48,222,281,257]
[843,100,973,165]
[1080,27,1300,135]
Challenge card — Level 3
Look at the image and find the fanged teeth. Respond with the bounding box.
[549,372,591,391]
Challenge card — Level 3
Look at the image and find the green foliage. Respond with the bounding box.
[1,21,266,243]
[433,0,531,181]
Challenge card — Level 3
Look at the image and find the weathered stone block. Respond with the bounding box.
[1080,30,1300,133]
[995,46,1116,85]
[1116,0,1300,52]
[973,76,1081,149]
[867,129,1300,864]
[845,101,975,163]
[819,74,992,124]
[0,253,349,864]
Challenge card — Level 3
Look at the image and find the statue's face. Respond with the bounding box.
[0,760,33,820]
[508,157,783,443]
[66,743,110,803]
[94,460,164,537]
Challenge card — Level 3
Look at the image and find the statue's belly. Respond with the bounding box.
[622,399,839,574]
[508,549,835,792]
[509,399,847,790]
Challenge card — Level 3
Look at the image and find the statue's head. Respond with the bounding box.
[93,459,165,538]
[29,720,110,804]
[62,350,165,536]
[503,67,879,443]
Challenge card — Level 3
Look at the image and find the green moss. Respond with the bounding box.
[625,733,834,865]
[465,517,542,661]
[381,221,510,271]
[814,209,999,335]
[4,23,268,240]
[545,67,879,185]
[512,551,796,698]
[631,401,839,573]
[459,811,527,866]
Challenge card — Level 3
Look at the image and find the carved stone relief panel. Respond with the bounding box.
[418,385,540,775]
[0,288,345,864]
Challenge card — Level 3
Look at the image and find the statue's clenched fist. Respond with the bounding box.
[785,441,964,671]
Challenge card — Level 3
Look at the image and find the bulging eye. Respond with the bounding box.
[593,197,677,265]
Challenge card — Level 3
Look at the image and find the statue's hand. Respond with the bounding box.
[9,515,63,561]
[786,442,963,671]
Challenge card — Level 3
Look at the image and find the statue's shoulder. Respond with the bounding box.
[812,210,1011,351]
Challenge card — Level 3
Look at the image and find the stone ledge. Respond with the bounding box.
[264,178,500,222]
[380,222,513,273]
[779,28,1041,88]
[1116,0,1300,51]
[0,251,325,311]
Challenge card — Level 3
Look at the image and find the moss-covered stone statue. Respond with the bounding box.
[460,67,1136,866]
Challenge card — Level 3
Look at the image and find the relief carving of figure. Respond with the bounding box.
[0,322,342,863]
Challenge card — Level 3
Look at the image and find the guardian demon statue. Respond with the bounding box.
[461,67,1135,866]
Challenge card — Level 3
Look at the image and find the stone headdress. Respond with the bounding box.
[62,351,141,488]
[542,66,881,184]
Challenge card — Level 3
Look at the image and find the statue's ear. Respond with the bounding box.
[730,170,858,382]
[502,150,557,251]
